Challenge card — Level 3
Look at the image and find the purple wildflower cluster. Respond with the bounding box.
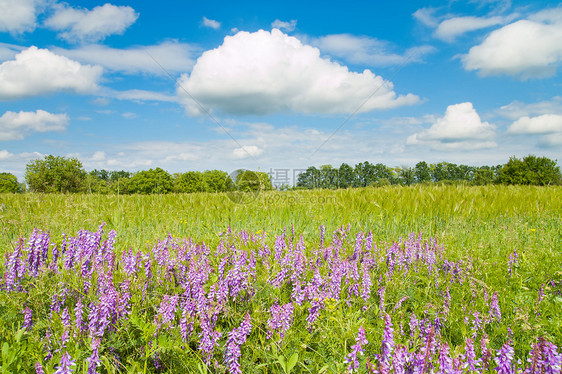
[2,225,561,372]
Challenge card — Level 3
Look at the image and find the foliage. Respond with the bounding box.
[202,170,231,193]
[128,168,174,194]
[497,155,562,185]
[174,171,206,193]
[0,173,19,193]
[25,155,86,193]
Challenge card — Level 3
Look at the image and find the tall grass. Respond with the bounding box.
[1,185,560,253]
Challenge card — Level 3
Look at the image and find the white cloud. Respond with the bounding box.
[308,33,435,66]
[54,41,196,75]
[496,97,562,120]
[435,16,506,41]
[44,3,138,42]
[271,19,297,32]
[91,151,106,161]
[107,89,179,103]
[232,145,263,159]
[413,8,439,27]
[462,9,562,78]
[0,0,43,34]
[122,112,137,119]
[0,149,14,160]
[407,102,497,150]
[0,110,69,140]
[508,114,562,134]
[0,46,102,100]
[178,29,419,116]
[202,16,220,29]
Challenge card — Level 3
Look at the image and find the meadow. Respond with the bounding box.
[0,185,561,373]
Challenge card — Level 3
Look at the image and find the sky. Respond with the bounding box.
[1,0,561,183]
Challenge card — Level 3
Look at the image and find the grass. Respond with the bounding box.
[0,185,561,372]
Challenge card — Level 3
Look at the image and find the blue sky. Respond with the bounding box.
[1,0,561,182]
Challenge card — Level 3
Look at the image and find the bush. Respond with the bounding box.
[25,155,86,193]
[0,172,19,193]
[497,155,561,186]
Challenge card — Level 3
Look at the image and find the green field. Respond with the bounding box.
[1,185,561,372]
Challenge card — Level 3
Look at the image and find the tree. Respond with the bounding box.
[25,155,86,193]
[296,167,321,189]
[497,155,561,185]
[338,163,355,188]
[0,173,19,193]
[128,168,173,194]
[472,166,495,185]
[175,171,205,193]
[397,167,415,186]
[203,170,231,192]
[414,161,432,183]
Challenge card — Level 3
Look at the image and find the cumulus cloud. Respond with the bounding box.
[308,33,435,66]
[232,145,263,159]
[0,110,69,140]
[0,0,43,34]
[508,114,562,134]
[435,16,506,41]
[271,19,297,32]
[44,3,138,42]
[462,9,562,78]
[202,17,220,29]
[407,102,497,150]
[178,29,419,116]
[0,46,102,100]
[54,41,196,75]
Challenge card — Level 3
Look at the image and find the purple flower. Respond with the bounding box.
[393,345,413,374]
[199,315,222,364]
[494,342,515,374]
[224,313,252,374]
[543,341,562,374]
[463,337,480,371]
[35,362,45,374]
[380,313,394,371]
[61,307,71,328]
[507,249,518,277]
[344,325,368,372]
[490,291,501,322]
[54,351,76,374]
[437,342,453,374]
[23,307,33,330]
[267,302,294,340]
[86,339,101,374]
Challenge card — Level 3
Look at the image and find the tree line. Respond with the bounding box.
[296,155,562,189]
[0,154,560,194]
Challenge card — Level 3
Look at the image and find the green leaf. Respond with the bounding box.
[287,353,298,373]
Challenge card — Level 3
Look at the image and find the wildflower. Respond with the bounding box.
[393,345,410,374]
[35,362,45,374]
[463,337,480,371]
[224,313,252,374]
[437,343,453,374]
[54,351,76,374]
[267,302,294,340]
[495,342,515,374]
[23,307,33,330]
[490,291,501,322]
[344,325,368,372]
[543,341,562,374]
[380,313,394,372]
[507,249,518,277]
